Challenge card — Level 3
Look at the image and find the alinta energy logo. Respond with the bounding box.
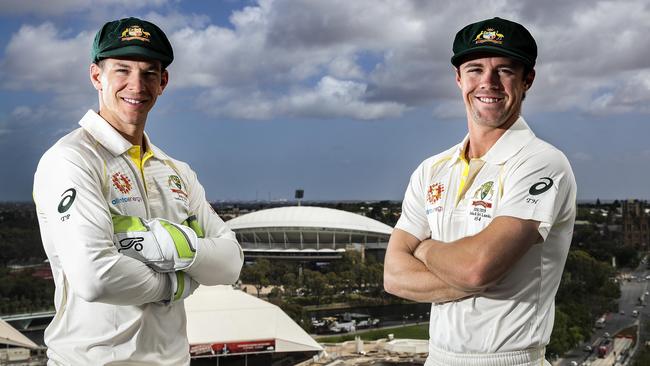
[426,182,445,205]
[112,172,133,194]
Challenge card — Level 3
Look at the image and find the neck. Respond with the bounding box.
[465,115,519,159]
[98,110,146,146]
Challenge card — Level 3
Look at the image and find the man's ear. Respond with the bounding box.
[455,67,462,89]
[90,63,102,91]
[159,69,169,94]
[524,69,535,90]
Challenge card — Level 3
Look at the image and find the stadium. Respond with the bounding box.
[226,206,393,262]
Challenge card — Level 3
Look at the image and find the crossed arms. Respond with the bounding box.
[383,216,541,303]
[34,151,243,306]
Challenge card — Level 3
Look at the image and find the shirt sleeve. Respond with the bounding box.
[180,163,244,286]
[494,148,576,241]
[34,146,171,305]
[394,162,431,241]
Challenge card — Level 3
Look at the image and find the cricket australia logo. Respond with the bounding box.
[111,172,133,194]
[472,181,494,208]
[426,182,445,205]
[168,175,188,201]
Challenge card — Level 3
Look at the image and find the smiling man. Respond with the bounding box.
[384,18,576,365]
[33,18,243,365]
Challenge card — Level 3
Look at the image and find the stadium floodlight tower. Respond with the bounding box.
[295,189,304,206]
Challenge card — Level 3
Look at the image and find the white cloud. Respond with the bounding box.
[197,76,406,120]
[1,0,649,121]
[0,23,92,93]
[0,0,168,16]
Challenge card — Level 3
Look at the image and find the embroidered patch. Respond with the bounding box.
[426,182,445,205]
[111,172,133,194]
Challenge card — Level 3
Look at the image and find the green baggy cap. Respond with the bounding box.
[91,17,174,68]
[451,17,537,68]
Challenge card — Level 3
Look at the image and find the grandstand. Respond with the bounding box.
[226,206,393,261]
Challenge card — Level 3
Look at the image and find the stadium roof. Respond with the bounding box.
[0,318,39,349]
[226,206,393,235]
[185,286,322,355]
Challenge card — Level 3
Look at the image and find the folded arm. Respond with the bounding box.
[181,164,244,286]
[383,228,476,303]
[34,151,171,306]
[414,216,541,292]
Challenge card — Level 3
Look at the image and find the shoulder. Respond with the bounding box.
[413,144,459,176]
[510,137,573,174]
[37,128,102,173]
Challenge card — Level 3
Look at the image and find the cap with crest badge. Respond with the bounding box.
[451,17,537,69]
[91,17,174,68]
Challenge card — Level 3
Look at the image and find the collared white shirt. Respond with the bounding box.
[34,110,243,365]
[396,117,576,353]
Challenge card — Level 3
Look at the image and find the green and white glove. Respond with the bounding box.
[112,215,198,272]
[166,271,199,304]
[181,215,204,238]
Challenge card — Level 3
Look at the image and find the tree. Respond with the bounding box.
[282,272,297,297]
[242,259,271,297]
[302,269,327,305]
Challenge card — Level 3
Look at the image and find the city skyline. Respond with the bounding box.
[1,0,649,201]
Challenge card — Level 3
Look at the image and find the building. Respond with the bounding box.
[622,200,650,249]
[226,206,393,262]
[186,285,322,365]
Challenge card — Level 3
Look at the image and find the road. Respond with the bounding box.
[556,259,649,366]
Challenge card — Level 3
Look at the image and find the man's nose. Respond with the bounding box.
[127,72,146,92]
[479,70,500,89]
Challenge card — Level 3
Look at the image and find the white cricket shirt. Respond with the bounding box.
[33,110,243,365]
[396,117,576,354]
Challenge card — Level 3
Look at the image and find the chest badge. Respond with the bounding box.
[111,172,133,194]
[426,182,445,205]
[168,175,188,202]
[472,181,494,208]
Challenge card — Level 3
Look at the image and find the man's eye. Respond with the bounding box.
[115,69,128,73]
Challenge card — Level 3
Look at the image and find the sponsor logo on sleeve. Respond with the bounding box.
[526,177,554,204]
[529,177,554,195]
[58,188,76,221]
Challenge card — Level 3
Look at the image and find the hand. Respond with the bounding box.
[413,240,432,264]
[112,215,198,272]
[165,271,199,304]
[181,215,204,238]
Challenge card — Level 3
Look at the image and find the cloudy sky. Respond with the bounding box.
[0,0,648,202]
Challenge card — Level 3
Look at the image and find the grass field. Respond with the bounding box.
[316,323,429,343]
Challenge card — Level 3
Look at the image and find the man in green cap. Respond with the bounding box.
[33,17,243,365]
[384,17,576,365]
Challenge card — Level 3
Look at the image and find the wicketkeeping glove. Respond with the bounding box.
[165,271,199,304]
[112,215,198,272]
